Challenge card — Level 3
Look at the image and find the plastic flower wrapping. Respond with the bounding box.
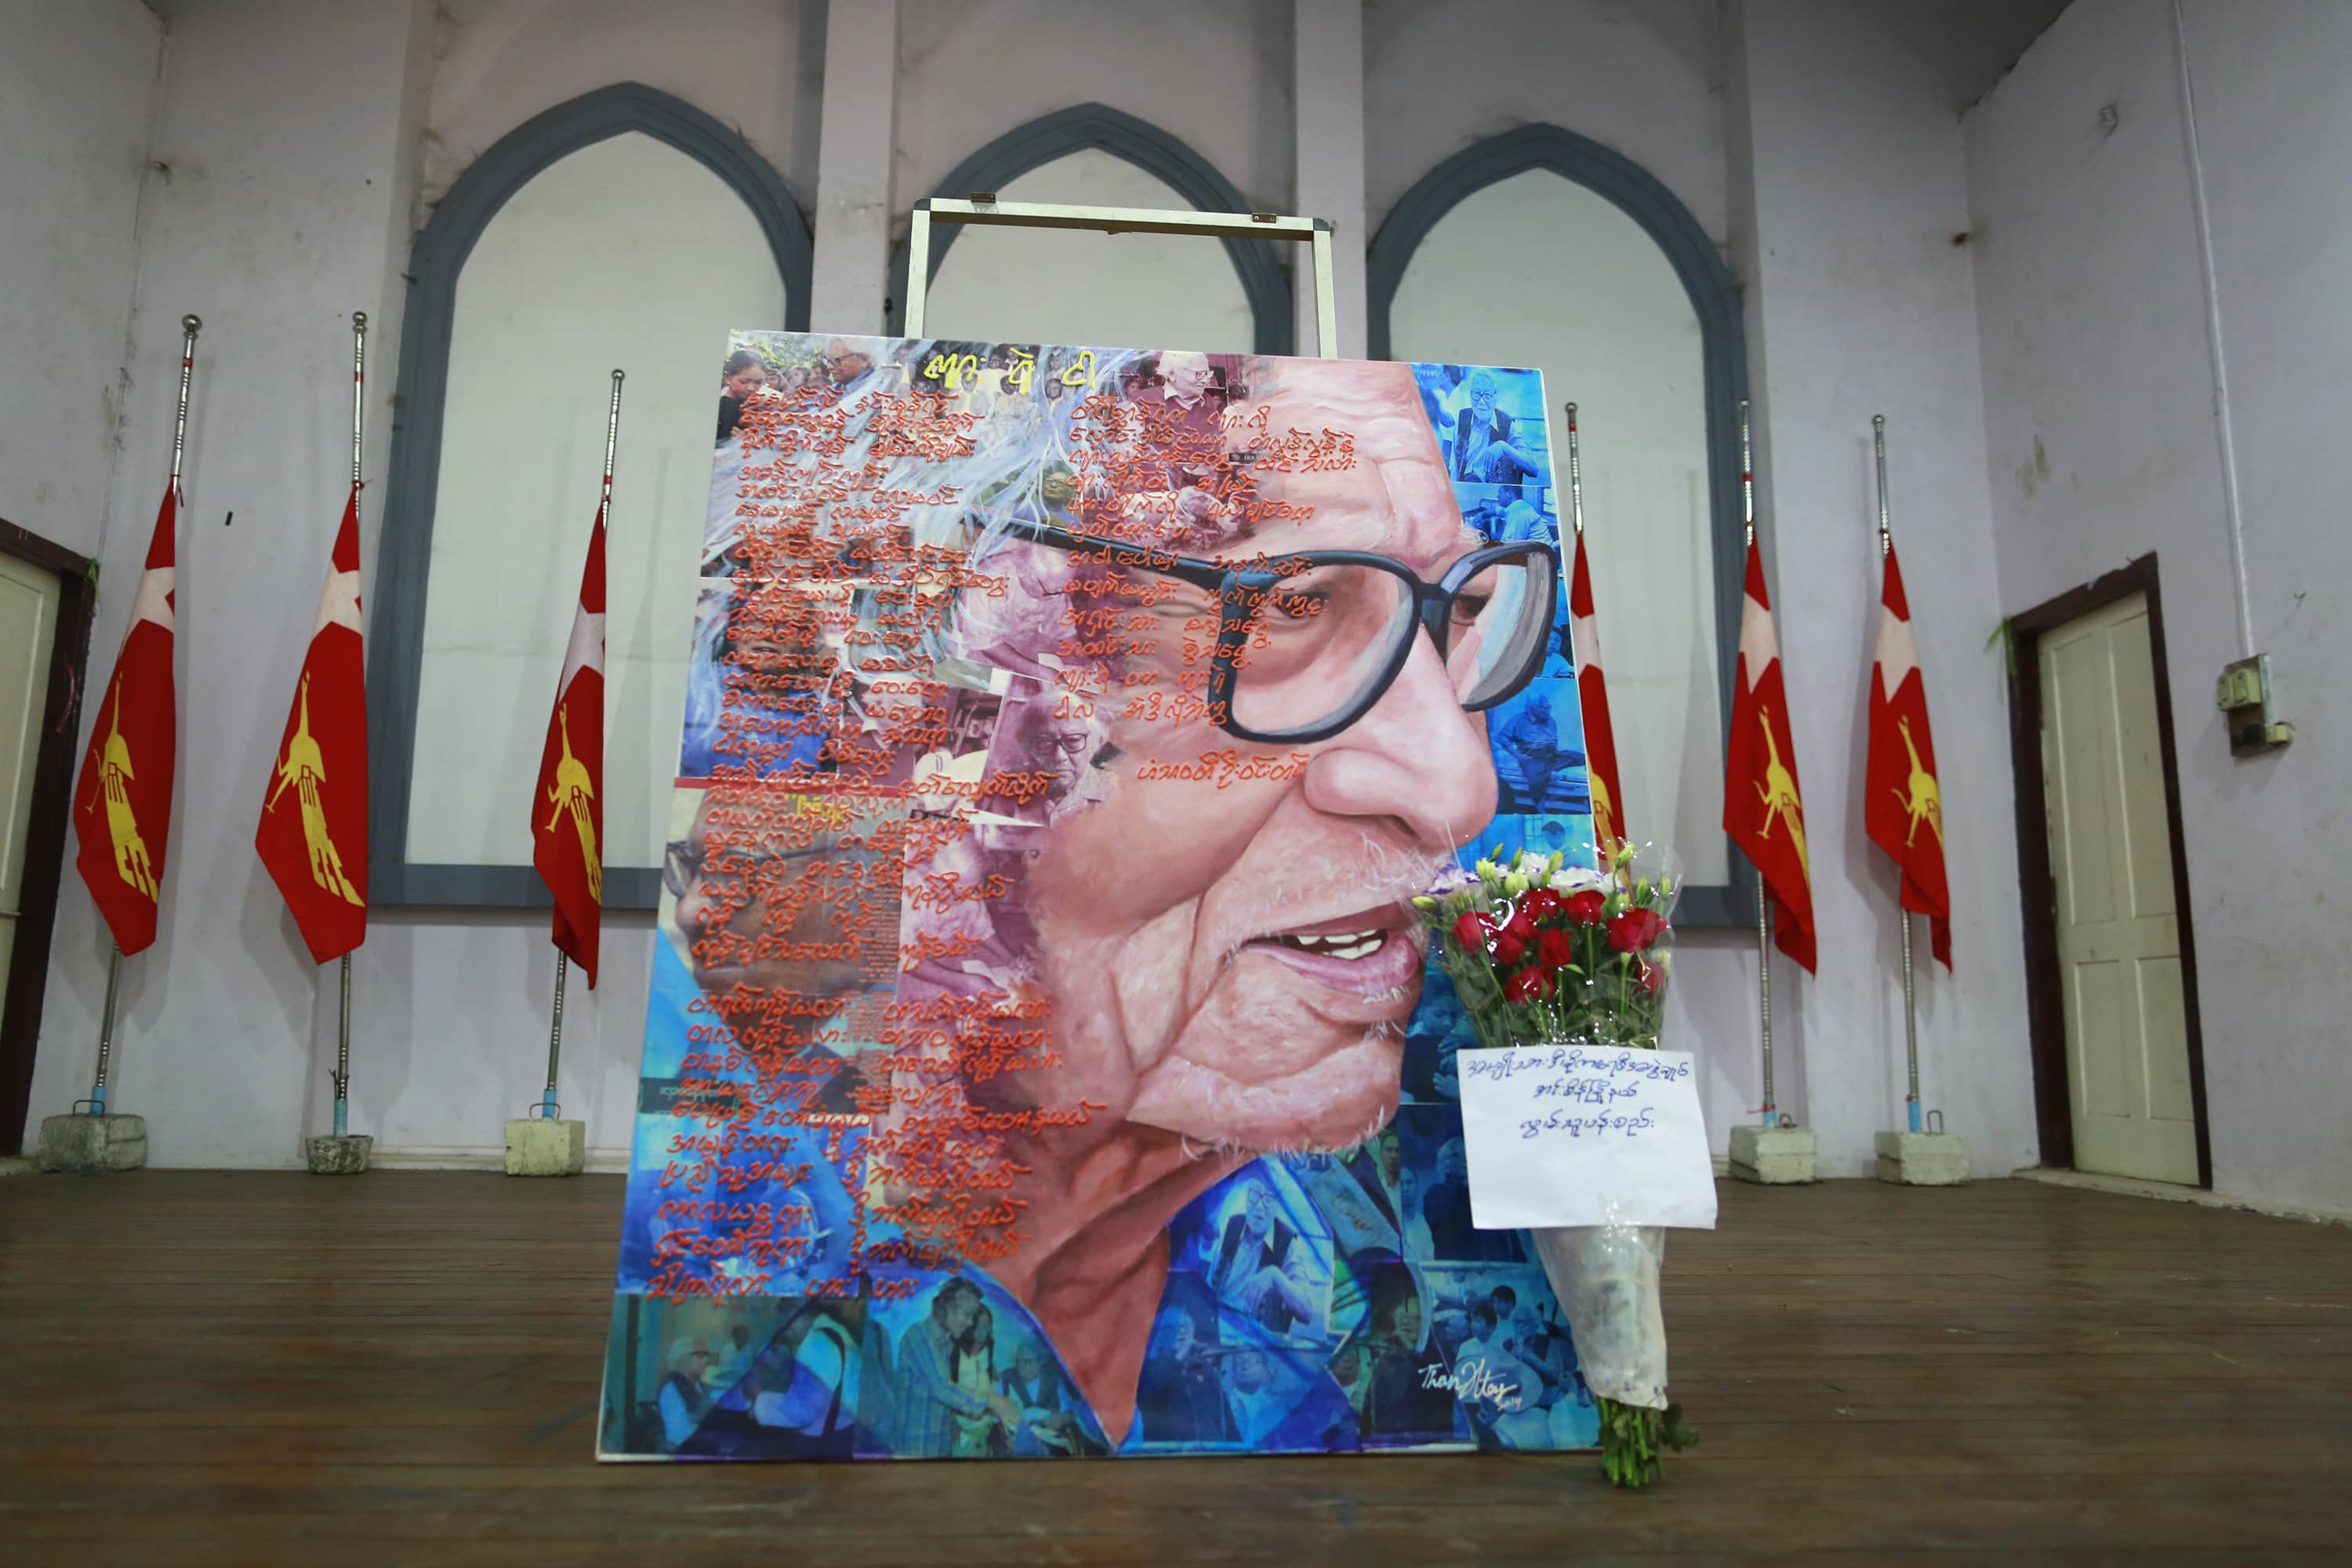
[1411,841,1697,1486]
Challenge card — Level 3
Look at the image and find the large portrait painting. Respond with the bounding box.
[597,334,1598,1461]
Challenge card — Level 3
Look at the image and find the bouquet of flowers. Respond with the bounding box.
[1412,841,1698,1487]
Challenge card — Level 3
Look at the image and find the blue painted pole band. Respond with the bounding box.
[89,1085,107,1116]
[333,1097,348,1138]
[1908,1098,1922,1134]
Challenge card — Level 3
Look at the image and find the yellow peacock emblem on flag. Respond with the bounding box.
[543,704,601,902]
[264,673,363,906]
[1589,769,1620,861]
[1754,705,1809,877]
[83,684,158,898]
[1892,717,1944,848]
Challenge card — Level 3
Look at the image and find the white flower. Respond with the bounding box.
[1548,864,1608,894]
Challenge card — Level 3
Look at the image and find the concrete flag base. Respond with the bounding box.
[305,1134,372,1174]
[37,1113,148,1174]
[1875,1130,1970,1185]
[1729,1123,1817,1184]
[504,1118,587,1177]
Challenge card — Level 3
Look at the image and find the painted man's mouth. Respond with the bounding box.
[1241,905,1425,997]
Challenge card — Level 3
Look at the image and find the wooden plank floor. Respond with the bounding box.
[2,1171,2347,1566]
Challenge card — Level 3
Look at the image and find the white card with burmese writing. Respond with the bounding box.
[1457,1044,1718,1231]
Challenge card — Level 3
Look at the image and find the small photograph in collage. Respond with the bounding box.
[1488,677,1589,815]
[1480,811,1598,876]
[603,1290,867,1461]
[1392,1103,1525,1266]
[1401,963,1479,1106]
[1423,1265,1598,1451]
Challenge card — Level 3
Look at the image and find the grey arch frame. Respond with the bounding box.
[1369,124,1755,928]
[884,103,1292,354]
[368,82,811,910]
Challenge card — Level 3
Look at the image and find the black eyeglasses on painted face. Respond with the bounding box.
[999,517,1557,746]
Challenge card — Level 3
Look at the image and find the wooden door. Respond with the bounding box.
[0,553,64,1010]
[2038,592,2198,1185]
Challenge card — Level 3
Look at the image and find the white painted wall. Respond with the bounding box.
[895,0,1295,223]
[22,0,829,1171]
[17,0,563,1171]
[1388,168,1724,887]
[409,131,788,873]
[1721,0,2034,1178]
[423,0,822,216]
[1364,0,1726,245]
[0,0,162,557]
[1965,0,2352,1215]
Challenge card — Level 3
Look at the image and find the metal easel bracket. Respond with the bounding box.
[903,197,1339,358]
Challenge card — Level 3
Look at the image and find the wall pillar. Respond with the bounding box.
[808,0,900,334]
[1292,0,1367,358]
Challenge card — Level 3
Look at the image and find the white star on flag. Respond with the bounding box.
[1571,608,1601,673]
[129,566,176,633]
[1875,597,1918,702]
[1737,587,1778,693]
[557,609,606,695]
[313,567,361,636]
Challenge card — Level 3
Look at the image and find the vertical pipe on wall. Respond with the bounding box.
[2169,0,2256,660]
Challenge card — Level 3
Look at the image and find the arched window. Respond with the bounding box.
[369,84,811,909]
[889,103,1290,355]
[1371,126,1751,924]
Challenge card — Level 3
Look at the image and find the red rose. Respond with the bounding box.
[1606,909,1666,953]
[1637,959,1667,997]
[1521,887,1563,920]
[1450,911,1490,950]
[1491,930,1527,966]
[1503,902,1537,941]
[1536,929,1575,970]
[1504,966,1552,1002]
[1563,890,1607,926]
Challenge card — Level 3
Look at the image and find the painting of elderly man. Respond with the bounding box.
[597,335,1602,1461]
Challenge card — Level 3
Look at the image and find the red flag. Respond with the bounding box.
[72,483,180,954]
[1723,538,1817,971]
[1865,544,1951,966]
[1569,531,1628,864]
[532,503,606,985]
[256,486,368,964]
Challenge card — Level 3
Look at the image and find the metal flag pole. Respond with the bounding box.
[1742,398,1775,1130]
[1875,414,1922,1134]
[89,314,201,1119]
[541,368,625,1122]
[541,954,568,1121]
[334,311,365,1140]
[1566,402,1584,537]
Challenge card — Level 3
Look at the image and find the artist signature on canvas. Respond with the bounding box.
[1419,1356,1524,1412]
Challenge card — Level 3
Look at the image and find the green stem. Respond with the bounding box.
[1595,1397,1698,1490]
